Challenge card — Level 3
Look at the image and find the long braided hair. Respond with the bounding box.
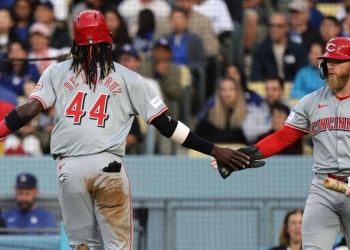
[69,41,115,91]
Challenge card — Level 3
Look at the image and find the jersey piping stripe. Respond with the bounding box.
[122,158,133,250]
[29,96,47,110]
[148,107,168,124]
[284,123,309,134]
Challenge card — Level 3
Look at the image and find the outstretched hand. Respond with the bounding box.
[210,146,265,179]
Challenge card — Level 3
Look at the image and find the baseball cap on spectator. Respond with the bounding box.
[119,44,139,59]
[29,22,51,37]
[16,173,37,189]
[154,38,171,51]
[37,0,54,11]
[288,0,308,12]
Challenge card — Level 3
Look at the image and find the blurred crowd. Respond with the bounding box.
[0,0,348,155]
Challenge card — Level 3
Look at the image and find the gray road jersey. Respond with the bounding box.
[29,60,168,158]
[286,86,350,174]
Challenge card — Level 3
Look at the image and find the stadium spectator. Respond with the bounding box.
[263,0,289,17]
[243,9,263,56]
[192,0,233,36]
[226,63,266,107]
[195,77,248,144]
[0,40,40,96]
[11,0,34,47]
[138,38,183,108]
[308,0,324,31]
[242,0,268,55]
[0,8,18,53]
[287,0,322,53]
[168,7,206,71]
[132,9,156,59]
[226,64,272,144]
[250,13,308,82]
[319,16,342,46]
[336,0,350,21]
[341,5,350,36]
[49,0,69,21]
[256,102,303,155]
[33,0,71,49]
[103,9,131,60]
[291,42,325,99]
[268,209,303,250]
[265,77,292,110]
[118,0,171,37]
[28,22,59,74]
[1,173,56,234]
[118,43,163,99]
[198,64,271,144]
[222,0,243,23]
[155,0,219,58]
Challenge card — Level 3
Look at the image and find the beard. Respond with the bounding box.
[17,201,34,212]
[327,75,349,91]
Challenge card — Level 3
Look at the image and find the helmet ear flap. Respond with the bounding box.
[319,60,328,80]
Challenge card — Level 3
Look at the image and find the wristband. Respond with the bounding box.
[5,109,26,132]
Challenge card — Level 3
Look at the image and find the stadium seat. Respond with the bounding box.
[316,3,341,17]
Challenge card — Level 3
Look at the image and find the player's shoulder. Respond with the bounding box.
[301,85,329,101]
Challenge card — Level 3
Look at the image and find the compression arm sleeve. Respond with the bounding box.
[255,125,306,158]
[152,113,214,155]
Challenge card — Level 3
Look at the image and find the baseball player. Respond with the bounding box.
[213,37,350,249]
[0,10,263,250]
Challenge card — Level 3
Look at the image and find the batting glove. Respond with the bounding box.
[210,146,265,179]
[345,177,350,198]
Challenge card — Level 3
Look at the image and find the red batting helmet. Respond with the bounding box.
[73,10,112,47]
[317,37,350,60]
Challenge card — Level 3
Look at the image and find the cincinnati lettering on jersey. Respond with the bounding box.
[311,117,350,135]
[63,74,123,96]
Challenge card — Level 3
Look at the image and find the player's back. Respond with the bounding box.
[30,60,149,158]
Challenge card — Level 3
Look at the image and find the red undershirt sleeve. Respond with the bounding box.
[255,125,307,158]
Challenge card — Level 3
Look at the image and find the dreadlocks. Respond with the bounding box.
[69,41,115,90]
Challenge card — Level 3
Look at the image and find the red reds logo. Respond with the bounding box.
[33,82,44,92]
[326,43,336,52]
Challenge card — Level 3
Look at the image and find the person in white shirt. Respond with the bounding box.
[118,0,171,37]
[192,0,233,35]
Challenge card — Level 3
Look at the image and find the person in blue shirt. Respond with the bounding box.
[0,40,40,96]
[1,173,56,234]
[290,42,325,99]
